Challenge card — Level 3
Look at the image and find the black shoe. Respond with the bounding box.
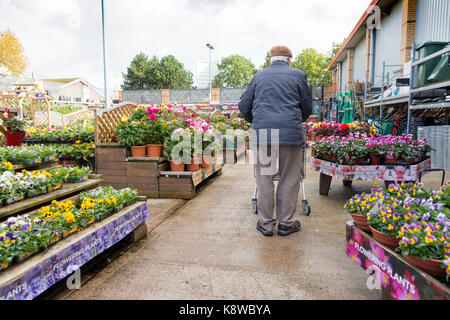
[277,220,301,236]
[256,221,273,237]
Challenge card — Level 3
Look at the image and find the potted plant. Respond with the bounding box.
[143,107,167,157]
[344,190,382,232]
[164,128,190,172]
[115,121,146,157]
[366,137,385,165]
[399,220,448,278]
[3,116,30,146]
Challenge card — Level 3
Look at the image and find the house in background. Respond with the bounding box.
[36,78,104,103]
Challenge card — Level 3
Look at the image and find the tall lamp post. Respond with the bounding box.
[206,43,214,104]
[101,0,109,109]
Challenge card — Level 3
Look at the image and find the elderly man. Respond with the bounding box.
[238,45,312,237]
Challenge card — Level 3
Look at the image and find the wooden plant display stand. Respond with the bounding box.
[159,158,223,199]
[346,221,449,300]
[0,175,103,219]
[311,157,432,195]
[0,200,149,300]
[95,143,223,199]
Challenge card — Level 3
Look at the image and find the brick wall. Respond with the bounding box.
[400,0,417,66]
[347,48,355,91]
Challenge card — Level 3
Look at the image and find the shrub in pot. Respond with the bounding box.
[115,120,146,157]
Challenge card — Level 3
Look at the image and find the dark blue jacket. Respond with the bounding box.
[238,61,312,146]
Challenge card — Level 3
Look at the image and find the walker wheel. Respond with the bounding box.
[252,198,258,215]
[302,200,311,216]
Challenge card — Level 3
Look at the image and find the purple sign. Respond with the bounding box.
[0,202,149,300]
[346,221,450,300]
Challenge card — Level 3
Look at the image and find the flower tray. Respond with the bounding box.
[66,175,89,183]
[47,235,61,246]
[341,160,371,166]
[62,227,78,239]
[125,198,138,207]
[14,248,40,264]
[113,203,124,213]
[26,188,48,199]
[381,156,430,167]
[5,194,25,205]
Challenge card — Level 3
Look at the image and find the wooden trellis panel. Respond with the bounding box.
[95,102,138,143]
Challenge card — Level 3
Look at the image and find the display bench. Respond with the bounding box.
[0,200,149,300]
[12,158,58,171]
[311,157,432,195]
[95,143,223,199]
[159,159,223,199]
[0,175,103,219]
[346,221,449,300]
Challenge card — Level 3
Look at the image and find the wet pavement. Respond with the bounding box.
[55,150,447,300]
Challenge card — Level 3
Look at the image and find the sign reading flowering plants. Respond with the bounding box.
[346,222,449,300]
[345,181,450,300]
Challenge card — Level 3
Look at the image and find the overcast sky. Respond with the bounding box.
[0,0,370,92]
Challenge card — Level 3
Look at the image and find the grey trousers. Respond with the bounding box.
[254,145,304,231]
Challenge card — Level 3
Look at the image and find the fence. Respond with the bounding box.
[33,109,95,128]
[95,102,138,143]
[122,88,247,105]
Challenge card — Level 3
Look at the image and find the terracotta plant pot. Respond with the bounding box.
[130,146,146,157]
[186,157,201,172]
[146,144,163,158]
[6,130,26,146]
[384,158,398,163]
[201,155,212,168]
[356,157,367,164]
[370,155,383,165]
[352,214,371,232]
[404,256,446,278]
[170,160,185,172]
[369,226,400,250]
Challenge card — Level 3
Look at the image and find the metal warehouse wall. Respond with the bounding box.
[374,0,402,84]
[353,38,367,83]
[415,0,450,44]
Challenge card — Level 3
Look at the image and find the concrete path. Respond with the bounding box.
[56,149,420,300]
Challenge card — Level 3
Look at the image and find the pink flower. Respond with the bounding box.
[168,108,173,114]
[182,106,187,111]
[190,113,196,118]
[161,113,166,118]
[146,107,152,114]
[149,114,157,121]
[152,108,159,113]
